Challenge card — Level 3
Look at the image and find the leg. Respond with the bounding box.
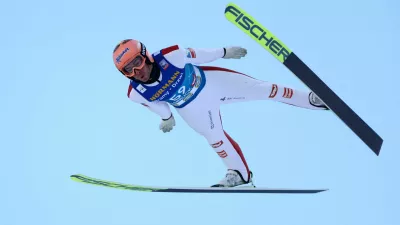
[175,88,252,185]
[200,66,328,110]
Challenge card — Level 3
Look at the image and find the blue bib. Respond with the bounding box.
[129,51,206,108]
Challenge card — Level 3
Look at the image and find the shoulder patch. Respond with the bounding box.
[185,48,196,58]
[161,45,179,55]
[127,84,133,98]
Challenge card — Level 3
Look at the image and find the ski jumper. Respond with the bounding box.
[127,45,326,182]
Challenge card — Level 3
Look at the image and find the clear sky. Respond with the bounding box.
[2,0,399,224]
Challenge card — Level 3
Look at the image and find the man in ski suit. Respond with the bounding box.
[112,39,328,188]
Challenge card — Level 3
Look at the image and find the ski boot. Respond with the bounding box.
[309,92,329,110]
[211,169,255,188]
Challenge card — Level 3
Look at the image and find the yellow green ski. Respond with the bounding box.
[70,174,327,194]
[224,2,383,155]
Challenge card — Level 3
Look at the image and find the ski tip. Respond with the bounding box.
[70,174,85,182]
[373,139,384,156]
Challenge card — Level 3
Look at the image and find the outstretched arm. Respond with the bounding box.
[161,45,247,68]
[183,47,225,64]
[183,46,247,65]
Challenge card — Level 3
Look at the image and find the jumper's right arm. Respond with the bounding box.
[127,85,172,120]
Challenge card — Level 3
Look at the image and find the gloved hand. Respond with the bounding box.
[159,114,175,133]
[223,46,247,59]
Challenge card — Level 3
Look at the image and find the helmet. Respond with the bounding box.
[113,39,154,78]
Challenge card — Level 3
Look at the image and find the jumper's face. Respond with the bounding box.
[132,62,152,82]
[123,56,152,82]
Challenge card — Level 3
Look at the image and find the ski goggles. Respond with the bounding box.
[122,54,146,77]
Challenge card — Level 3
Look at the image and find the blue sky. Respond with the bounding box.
[2,0,399,224]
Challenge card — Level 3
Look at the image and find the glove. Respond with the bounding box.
[159,114,176,133]
[223,46,247,59]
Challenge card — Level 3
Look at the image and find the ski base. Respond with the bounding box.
[70,174,328,194]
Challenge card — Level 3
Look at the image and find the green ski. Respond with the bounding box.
[224,2,383,155]
[71,174,328,194]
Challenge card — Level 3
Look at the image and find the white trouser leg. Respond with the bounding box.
[199,66,326,110]
[175,76,251,182]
